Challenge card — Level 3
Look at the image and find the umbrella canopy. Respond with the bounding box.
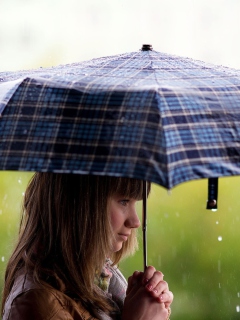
[1,45,240,269]
[1,45,240,190]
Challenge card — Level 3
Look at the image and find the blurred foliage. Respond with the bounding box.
[1,172,240,319]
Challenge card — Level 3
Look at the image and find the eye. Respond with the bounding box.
[119,199,129,206]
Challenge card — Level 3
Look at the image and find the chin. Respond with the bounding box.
[112,242,123,252]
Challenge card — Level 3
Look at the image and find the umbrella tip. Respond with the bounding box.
[141,44,153,51]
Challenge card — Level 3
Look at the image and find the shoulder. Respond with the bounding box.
[3,273,95,320]
[4,288,69,320]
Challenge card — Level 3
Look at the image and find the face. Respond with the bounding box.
[109,194,141,252]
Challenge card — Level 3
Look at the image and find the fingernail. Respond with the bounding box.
[143,278,149,284]
[146,284,153,291]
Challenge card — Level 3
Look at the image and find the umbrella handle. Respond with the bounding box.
[206,178,218,210]
[142,181,147,271]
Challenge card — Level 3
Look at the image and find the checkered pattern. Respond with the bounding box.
[0,49,240,189]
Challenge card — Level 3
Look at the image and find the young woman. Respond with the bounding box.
[1,173,173,320]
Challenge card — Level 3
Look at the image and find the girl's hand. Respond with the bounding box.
[123,267,173,320]
[142,266,173,309]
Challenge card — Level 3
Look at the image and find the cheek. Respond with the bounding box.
[110,210,122,231]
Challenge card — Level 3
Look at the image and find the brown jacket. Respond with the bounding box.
[3,265,127,320]
[3,273,97,320]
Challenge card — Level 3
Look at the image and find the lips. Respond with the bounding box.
[118,234,130,241]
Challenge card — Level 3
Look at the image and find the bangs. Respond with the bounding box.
[109,177,151,200]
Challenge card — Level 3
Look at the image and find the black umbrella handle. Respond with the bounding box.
[206,178,218,210]
[142,181,147,271]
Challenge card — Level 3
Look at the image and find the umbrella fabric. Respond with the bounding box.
[0,48,240,189]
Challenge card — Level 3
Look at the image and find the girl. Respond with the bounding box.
[1,173,173,319]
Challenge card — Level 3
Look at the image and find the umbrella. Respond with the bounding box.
[1,44,240,268]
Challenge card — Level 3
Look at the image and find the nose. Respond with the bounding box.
[125,206,141,229]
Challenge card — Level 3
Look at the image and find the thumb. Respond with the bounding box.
[126,271,142,294]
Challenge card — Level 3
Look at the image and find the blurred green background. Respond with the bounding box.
[1,172,240,319]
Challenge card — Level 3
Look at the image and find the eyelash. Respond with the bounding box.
[119,200,129,206]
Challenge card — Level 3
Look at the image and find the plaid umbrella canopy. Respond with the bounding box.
[1,44,240,267]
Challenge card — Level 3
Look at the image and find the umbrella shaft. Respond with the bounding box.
[142,181,147,270]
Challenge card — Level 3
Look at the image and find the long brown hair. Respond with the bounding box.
[1,173,151,317]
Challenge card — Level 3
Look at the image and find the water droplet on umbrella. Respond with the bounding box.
[218,236,222,241]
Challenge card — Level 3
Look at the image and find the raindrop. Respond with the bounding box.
[218,236,222,242]
[180,230,185,240]
[216,221,219,225]
[158,255,161,267]
[1,257,4,262]
[22,192,25,197]
[18,178,22,184]
[218,260,221,273]
[0,209,2,215]
[182,274,187,286]
[219,283,221,289]
[236,306,240,312]
[238,292,240,298]
[23,129,28,135]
